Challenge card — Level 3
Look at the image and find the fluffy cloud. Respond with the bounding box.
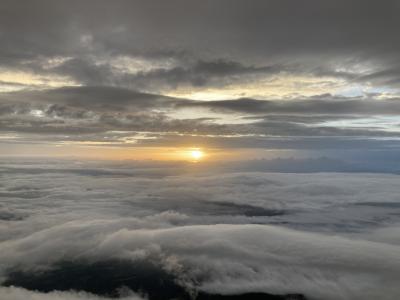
[1,222,400,300]
[0,287,145,300]
[1,159,400,300]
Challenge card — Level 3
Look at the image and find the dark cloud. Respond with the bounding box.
[1,0,400,90]
[46,58,288,90]
[0,1,400,154]
[114,60,288,91]
[1,0,399,59]
[180,97,400,115]
[1,87,400,144]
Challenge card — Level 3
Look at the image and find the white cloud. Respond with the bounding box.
[0,159,400,300]
[1,223,399,300]
[0,287,145,300]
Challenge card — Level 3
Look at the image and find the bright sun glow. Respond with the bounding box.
[190,150,203,160]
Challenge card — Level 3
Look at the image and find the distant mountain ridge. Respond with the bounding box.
[3,259,307,300]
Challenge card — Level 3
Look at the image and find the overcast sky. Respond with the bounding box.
[1,0,400,160]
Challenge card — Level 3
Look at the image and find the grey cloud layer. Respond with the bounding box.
[2,0,400,89]
[8,87,400,115]
[1,1,400,150]
[2,1,400,59]
[1,87,400,149]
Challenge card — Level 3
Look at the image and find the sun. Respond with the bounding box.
[190,149,203,160]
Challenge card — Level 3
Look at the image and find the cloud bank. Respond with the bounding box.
[1,159,400,300]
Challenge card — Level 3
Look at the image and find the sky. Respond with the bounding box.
[1,0,400,161]
[1,2,400,300]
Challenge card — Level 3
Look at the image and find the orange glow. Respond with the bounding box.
[0,143,288,162]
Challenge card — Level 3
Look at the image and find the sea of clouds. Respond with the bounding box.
[0,158,399,300]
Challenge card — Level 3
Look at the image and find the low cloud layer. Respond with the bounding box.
[1,159,399,300]
[0,287,145,300]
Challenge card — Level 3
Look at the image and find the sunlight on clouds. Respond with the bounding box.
[319,116,400,132]
[29,109,45,118]
[0,69,80,91]
[166,74,350,100]
[97,55,178,74]
[0,133,19,140]
[40,56,74,70]
[166,107,262,124]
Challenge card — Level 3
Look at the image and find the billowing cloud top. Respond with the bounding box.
[1,159,400,300]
